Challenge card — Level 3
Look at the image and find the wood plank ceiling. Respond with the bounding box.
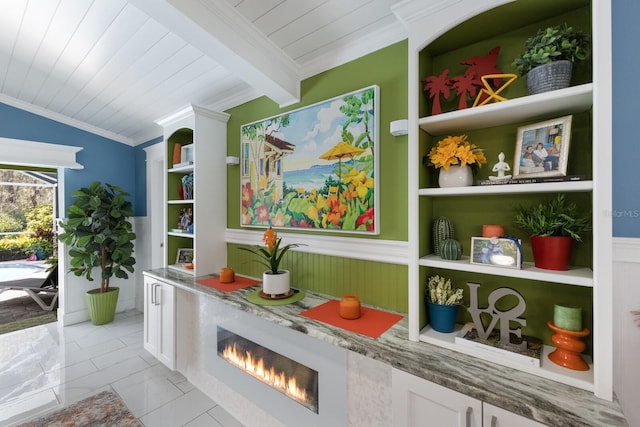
[0,0,405,146]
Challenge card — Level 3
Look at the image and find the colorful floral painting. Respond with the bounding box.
[240,86,379,234]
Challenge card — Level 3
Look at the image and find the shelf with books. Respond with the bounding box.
[419,180,592,197]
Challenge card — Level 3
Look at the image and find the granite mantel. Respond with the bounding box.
[144,268,627,426]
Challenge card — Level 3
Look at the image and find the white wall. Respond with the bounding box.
[613,237,640,425]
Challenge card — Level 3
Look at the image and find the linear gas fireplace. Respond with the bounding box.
[217,326,319,413]
[206,304,347,427]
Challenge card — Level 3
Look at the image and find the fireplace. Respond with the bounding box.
[217,326,319,413]
[206,305,347,427]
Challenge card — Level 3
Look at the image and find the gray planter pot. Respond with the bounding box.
[527,60,573,95]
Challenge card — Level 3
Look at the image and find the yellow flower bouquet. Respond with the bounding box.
[427,135,487,170]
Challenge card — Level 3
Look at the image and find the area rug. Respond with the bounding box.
[0,313,57,335]
[17,390,142,427]
[300,300,404,339]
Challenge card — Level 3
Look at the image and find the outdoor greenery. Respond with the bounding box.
[0,170,55,261]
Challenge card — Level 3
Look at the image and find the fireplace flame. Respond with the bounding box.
[222,343,312,406]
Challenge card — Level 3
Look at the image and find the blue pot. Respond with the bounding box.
[428,302,458,333]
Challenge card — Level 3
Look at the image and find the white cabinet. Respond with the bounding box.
[157,105,230,277]
[144,275,176,370]
[392,369,546,427]
[483,403,545,427]
[394,0,613,399]
[392,368,482,427]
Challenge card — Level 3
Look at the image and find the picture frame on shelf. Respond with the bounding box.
[176,248,194,264]
[181,144,194,164]
[470,237,521,269]
[513,115,572,179]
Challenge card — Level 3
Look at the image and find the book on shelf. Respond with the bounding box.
[172,161,193,168]
[454,323,542,367]
[478,175,586,186]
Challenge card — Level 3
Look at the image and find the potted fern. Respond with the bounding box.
[513,23,590,94]
[513,194,590,271]
[58,182,136,325]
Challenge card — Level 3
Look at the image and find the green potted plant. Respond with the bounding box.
[59,181,136,325]
[513,23,590,95]
[239,227,301,297]
[513,194,591,271]
[425,275,464,333]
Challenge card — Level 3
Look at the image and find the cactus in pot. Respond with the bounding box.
[433,217,454,256]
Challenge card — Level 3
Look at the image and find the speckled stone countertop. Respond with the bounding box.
[144,268,627,427]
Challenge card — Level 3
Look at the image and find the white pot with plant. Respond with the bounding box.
[239,228,301,297]
[425,275,464,333]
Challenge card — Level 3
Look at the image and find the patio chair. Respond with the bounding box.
[0,265,58,311]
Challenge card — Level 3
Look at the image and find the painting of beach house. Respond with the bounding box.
[240,85,379,234]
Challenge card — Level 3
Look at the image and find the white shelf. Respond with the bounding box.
[168,199,194,204]
[168,164,193,173]
[419,180,592,196]
[419,255,593,287]
[419,325,594,392]
[168,231,194,238]
[167,263,195,276]
[419,84,593,135]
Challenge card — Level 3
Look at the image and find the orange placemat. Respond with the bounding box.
[300,300,403,339]
[196,275,261,292]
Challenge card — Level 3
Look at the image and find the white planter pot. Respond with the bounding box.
[438,165,473,188]
[262,270,290,295]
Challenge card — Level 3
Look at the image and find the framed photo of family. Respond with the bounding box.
[513,115,572,179]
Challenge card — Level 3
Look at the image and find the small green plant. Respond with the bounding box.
[426,275,463,305]
[513,194,591,241]
[513,23,590,76]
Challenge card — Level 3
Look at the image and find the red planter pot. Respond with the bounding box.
[530,235,573,271]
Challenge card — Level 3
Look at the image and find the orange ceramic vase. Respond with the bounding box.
[547,320,590,371]
[219,267,235,283]
[339,294,361,320]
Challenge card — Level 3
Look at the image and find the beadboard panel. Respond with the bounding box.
[226,242,408,313]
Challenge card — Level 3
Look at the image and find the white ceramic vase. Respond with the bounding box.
[262,270,290,295]
[438,165,473,188]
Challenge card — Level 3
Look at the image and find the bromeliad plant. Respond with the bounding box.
[426,275,464,306]
[239,227,301,274]
[427,135,487,171]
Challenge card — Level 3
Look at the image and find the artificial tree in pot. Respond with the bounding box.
[59,181,136,325]
[513,23,590,95]
[513,194,590,271]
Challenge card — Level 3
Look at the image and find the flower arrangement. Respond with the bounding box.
[426,275,464,305]
[239,227,301,274]
[427,135,487,170]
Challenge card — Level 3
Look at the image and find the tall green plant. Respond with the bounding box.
[58,182,136,292]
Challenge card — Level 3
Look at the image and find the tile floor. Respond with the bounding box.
[0,310,243,427]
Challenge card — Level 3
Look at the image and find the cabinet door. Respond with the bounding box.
[143,276,176,370]
[483,403,546,427]
[392,368,481,427]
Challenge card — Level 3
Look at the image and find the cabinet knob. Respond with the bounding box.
[491,415,498,427]
[466,407,473,427]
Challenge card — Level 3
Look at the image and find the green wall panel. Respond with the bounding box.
[223,41,409,313]
[227,243,408,313]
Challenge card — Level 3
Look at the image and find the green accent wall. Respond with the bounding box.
[225,41,409,313]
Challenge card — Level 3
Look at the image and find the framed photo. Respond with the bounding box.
[470,237,521,269]
[176,248,194,264]
[240,85,379,234]
[513,115,572,179]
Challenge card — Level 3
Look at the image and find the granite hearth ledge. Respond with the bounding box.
[144,268,627,426]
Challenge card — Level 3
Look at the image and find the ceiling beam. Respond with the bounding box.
[129,0,300,108]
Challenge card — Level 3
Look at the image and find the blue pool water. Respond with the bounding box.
[0,263,46,281]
